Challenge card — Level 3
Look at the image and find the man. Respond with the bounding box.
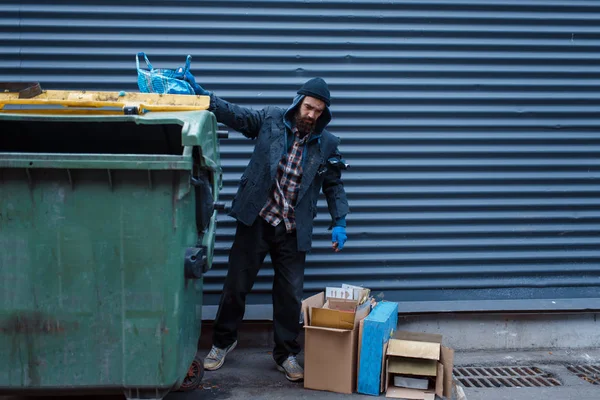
[179,73,349,382]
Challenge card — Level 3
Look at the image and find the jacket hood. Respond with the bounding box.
[283,94,332,136]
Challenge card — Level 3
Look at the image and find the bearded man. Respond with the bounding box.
[181,75,349,382]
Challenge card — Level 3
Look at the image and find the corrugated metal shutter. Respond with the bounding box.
[3,0,600,312]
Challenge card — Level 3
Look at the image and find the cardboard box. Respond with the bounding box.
[385,339,439,399]
[384,331,455,399]
[302,292,371,394]
[357,301,398,396]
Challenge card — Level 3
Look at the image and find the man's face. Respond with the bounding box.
[297,96,326,126]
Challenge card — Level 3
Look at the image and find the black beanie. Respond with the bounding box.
[297,77,330,107]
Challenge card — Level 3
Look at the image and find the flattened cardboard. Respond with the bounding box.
[387,339,441,361]
[440,345,455,399]
[328,298,359,311]
[380,341,389,394]
[386,387,435,400]
[311,307,355,330]
[388,357,438,377]
[302,292,325,326]
[354,302,371,325]
[435,363,444,398]
[357,319,364,384]
[385,359,390,392]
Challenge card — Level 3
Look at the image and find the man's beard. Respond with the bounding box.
[295,114,315,137]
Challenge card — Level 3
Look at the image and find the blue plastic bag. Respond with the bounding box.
[136,52,195,95]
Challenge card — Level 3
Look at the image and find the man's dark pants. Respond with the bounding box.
[212,217,306,365]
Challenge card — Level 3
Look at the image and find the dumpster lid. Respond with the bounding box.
[0,89,210,115]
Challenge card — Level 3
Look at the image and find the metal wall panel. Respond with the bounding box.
[3,0,600,312]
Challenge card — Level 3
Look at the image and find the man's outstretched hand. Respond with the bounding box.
[173,68,211,96]
[332,226,347,252]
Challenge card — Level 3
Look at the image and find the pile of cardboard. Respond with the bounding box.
[302,284,373,394]
[302,286,454,399]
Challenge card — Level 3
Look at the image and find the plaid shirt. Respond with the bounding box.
[259,127,310,232]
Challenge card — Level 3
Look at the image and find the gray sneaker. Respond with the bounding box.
[203,341,237,371]
[276,355,304,382]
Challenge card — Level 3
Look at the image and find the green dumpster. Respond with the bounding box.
[0,110,222,399]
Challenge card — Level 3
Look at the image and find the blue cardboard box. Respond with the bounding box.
[357,301,398,396]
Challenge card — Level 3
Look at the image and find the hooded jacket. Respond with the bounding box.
[209,92,349,252]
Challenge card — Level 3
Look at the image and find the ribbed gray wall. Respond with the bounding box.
[3,0,600,312]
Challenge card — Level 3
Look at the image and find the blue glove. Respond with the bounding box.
[332,226,347,252]
[173,68,211,96]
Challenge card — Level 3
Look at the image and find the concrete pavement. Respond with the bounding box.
[167,348,600,400]
[1,347,599,399]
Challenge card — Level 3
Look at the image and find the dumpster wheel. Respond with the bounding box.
[179,358,204,391]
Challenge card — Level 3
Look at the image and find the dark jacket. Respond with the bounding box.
[209,93,349,251]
